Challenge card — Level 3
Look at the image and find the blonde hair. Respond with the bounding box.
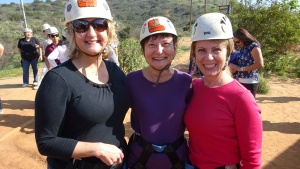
[65,19,117,59]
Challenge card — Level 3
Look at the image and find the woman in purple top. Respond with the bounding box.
[125,16,192,169]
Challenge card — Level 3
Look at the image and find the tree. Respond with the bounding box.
[230,0,300,73]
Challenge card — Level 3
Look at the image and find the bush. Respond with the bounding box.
[118,38,147,74]
[257,72,270,94]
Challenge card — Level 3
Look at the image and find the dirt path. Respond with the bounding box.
[0,38,299,168]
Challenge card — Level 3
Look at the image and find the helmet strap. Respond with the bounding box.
[152,63,171,87]
[81,46,107,57]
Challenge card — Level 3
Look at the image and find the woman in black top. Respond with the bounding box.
[18,28,42,88]
[34,0,130,168]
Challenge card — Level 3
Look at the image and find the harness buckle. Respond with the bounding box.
[151,144,167,152]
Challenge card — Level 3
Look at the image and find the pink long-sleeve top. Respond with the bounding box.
[184,79,262,169]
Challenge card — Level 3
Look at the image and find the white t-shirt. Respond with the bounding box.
[47,45,69,68]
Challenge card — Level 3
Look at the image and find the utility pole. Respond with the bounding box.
[190,0,192,32]
[204,0,207,13]
[19,0,28,28]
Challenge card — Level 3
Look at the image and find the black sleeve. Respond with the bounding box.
[34,37,40,45]
[17,39,22,49]
[35,71,77,157]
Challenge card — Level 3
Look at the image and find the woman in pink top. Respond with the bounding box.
[184,13,262,169]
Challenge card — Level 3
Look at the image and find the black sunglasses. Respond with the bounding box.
[72,19,108,33]
[50,34,59,38]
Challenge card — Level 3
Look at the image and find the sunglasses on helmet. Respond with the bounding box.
[72,19,108,33]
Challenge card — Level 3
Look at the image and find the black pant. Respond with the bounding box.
[240,83,259,98]
[0,97,3,110]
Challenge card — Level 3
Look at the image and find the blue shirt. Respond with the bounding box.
[237,42,260,82]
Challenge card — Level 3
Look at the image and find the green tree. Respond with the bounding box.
[230,0,300,72]
[118,38,146,74]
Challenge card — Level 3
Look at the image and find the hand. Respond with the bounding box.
[228,63,238,72]
[39,56,43,61]
[35,44,40,48]
[94,143,124,166]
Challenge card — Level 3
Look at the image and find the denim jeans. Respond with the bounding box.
[22,58,38,84]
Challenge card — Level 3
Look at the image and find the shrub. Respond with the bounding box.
[257,72,270,94]
[118,38,147,74]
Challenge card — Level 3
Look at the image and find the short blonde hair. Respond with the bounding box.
[190,39,234,59]
[65,19,117,59]
[190,39,234,73]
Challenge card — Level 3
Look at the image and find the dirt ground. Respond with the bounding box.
[0,38,299,168]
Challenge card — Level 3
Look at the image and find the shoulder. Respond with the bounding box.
[174,69,192,83]
[126,70,141,79]
[249,42,260,49]
[32,37,40,42]
[18,38,25,42]
[104,60,125,78]
[51,59,73,71]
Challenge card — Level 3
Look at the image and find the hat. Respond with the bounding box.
[23,28,33,33]
[42,23,51,32]
[191,13,233,42]
[64,0,112,25]
[48,27,59,34]
[140,16,177,42]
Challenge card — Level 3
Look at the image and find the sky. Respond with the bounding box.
[1,0,300,5]
[0,0,48,4]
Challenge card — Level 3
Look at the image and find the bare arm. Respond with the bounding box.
[72,141,124,166]
[229,47,264,72]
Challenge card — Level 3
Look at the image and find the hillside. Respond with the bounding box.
[0,0,229,69]
[0,37,299,168]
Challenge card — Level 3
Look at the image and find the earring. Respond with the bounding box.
[102,47,107,54]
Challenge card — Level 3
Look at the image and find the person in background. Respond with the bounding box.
[44,27,60,70]
[35,0,130,168]
[184,13,262,169]
[47,27,69,68]
[0,43,3,56]
[229,45,240,79]
[36,23,52,89]
[229,28,264,97]
[41,23,52,57]
[33,27,60,90]
[125,16,192,169]
[0,43,3,114]
[17,28,42,88]
[106,39,120,66]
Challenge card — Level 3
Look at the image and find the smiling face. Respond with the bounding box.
[143,34,176,70]
[74,18,108,56]
[24,32,32,39]
[194,40,228,78]
[49,34,60,45]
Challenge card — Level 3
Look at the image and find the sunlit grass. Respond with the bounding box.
[0,62,45,79]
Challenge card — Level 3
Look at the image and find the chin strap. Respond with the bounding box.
[81,47,108,77]
[82,47,107,57]
[152,63,171,87]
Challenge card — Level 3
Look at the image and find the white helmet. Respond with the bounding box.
[23,28,32,33]
[140,16,177,42]
[48,27,59,34]
[64,0,112,25]
[42,23,51,32]
[191,13,233,42]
